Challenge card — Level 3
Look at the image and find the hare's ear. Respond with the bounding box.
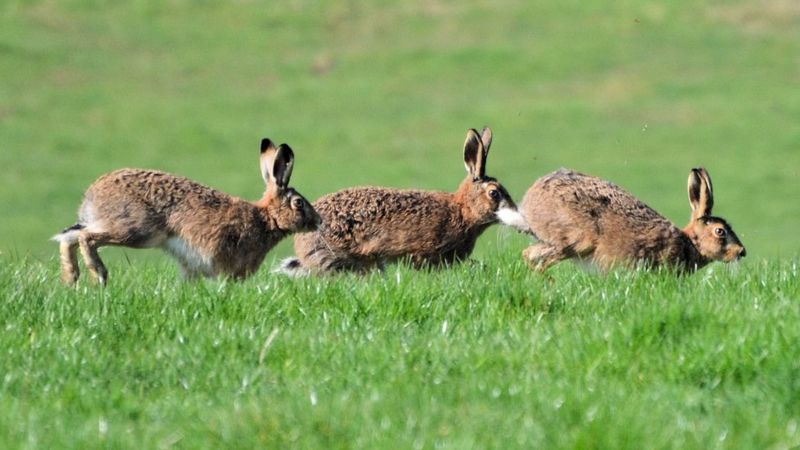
[273,144,295,188]
[260,138,278,185]
[480,127,493,154]
[463,128,486,180]
[688,167,714,220]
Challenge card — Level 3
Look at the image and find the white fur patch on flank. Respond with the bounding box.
[78,200,102,232]
[164,237,214,276]
[496,208,530,233]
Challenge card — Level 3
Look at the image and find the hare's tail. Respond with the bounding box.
[274,257,309,277]
[496,208,534,235]
[52,223,84,244]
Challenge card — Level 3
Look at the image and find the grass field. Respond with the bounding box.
[1,0,799,448]
[2,258,800,448]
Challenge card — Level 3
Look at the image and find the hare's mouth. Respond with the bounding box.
[726,246,746,262]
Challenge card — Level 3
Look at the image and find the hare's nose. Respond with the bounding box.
[739,248,747,258]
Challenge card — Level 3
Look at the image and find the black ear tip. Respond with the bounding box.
[261,138,274,153]
[278,144,295,161]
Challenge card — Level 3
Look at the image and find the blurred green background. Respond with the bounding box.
[1,0,798,263]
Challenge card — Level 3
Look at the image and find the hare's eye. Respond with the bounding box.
[714,227,726,237]
[488,189,500,201]
[291,198,304,209]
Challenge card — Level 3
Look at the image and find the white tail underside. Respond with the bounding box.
[496,208,531,233]
[273,257,309,277]
[51,229,81,244]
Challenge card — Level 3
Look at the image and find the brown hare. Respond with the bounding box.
[280,127,519,275]
[53,139,320,285]
[506,167,746,273]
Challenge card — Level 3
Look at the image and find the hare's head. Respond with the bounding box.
[683,168,746,262]
[454,128,517,226]
[258,139,320,233]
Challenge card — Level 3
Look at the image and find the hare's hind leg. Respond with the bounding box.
[78,232,109,285]
[522,242,570,272]
[53,225,83,285]
[77,231,132,286]
[297,244,339,274]
[59,241,80,284]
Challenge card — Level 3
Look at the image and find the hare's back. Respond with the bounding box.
[314,187,452,237]
[87,169,234,212]
[81,169,239,242]
[522,169,671,237]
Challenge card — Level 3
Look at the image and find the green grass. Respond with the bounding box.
[2,0,800,448]
[2,255,799,449]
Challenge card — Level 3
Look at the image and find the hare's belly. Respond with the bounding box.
[572,256,602,273]
[163,237,214,275]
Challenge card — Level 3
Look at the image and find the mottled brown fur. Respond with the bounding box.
[55,139,319,285]
[519,168,746,272]
[288,128,518,274]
